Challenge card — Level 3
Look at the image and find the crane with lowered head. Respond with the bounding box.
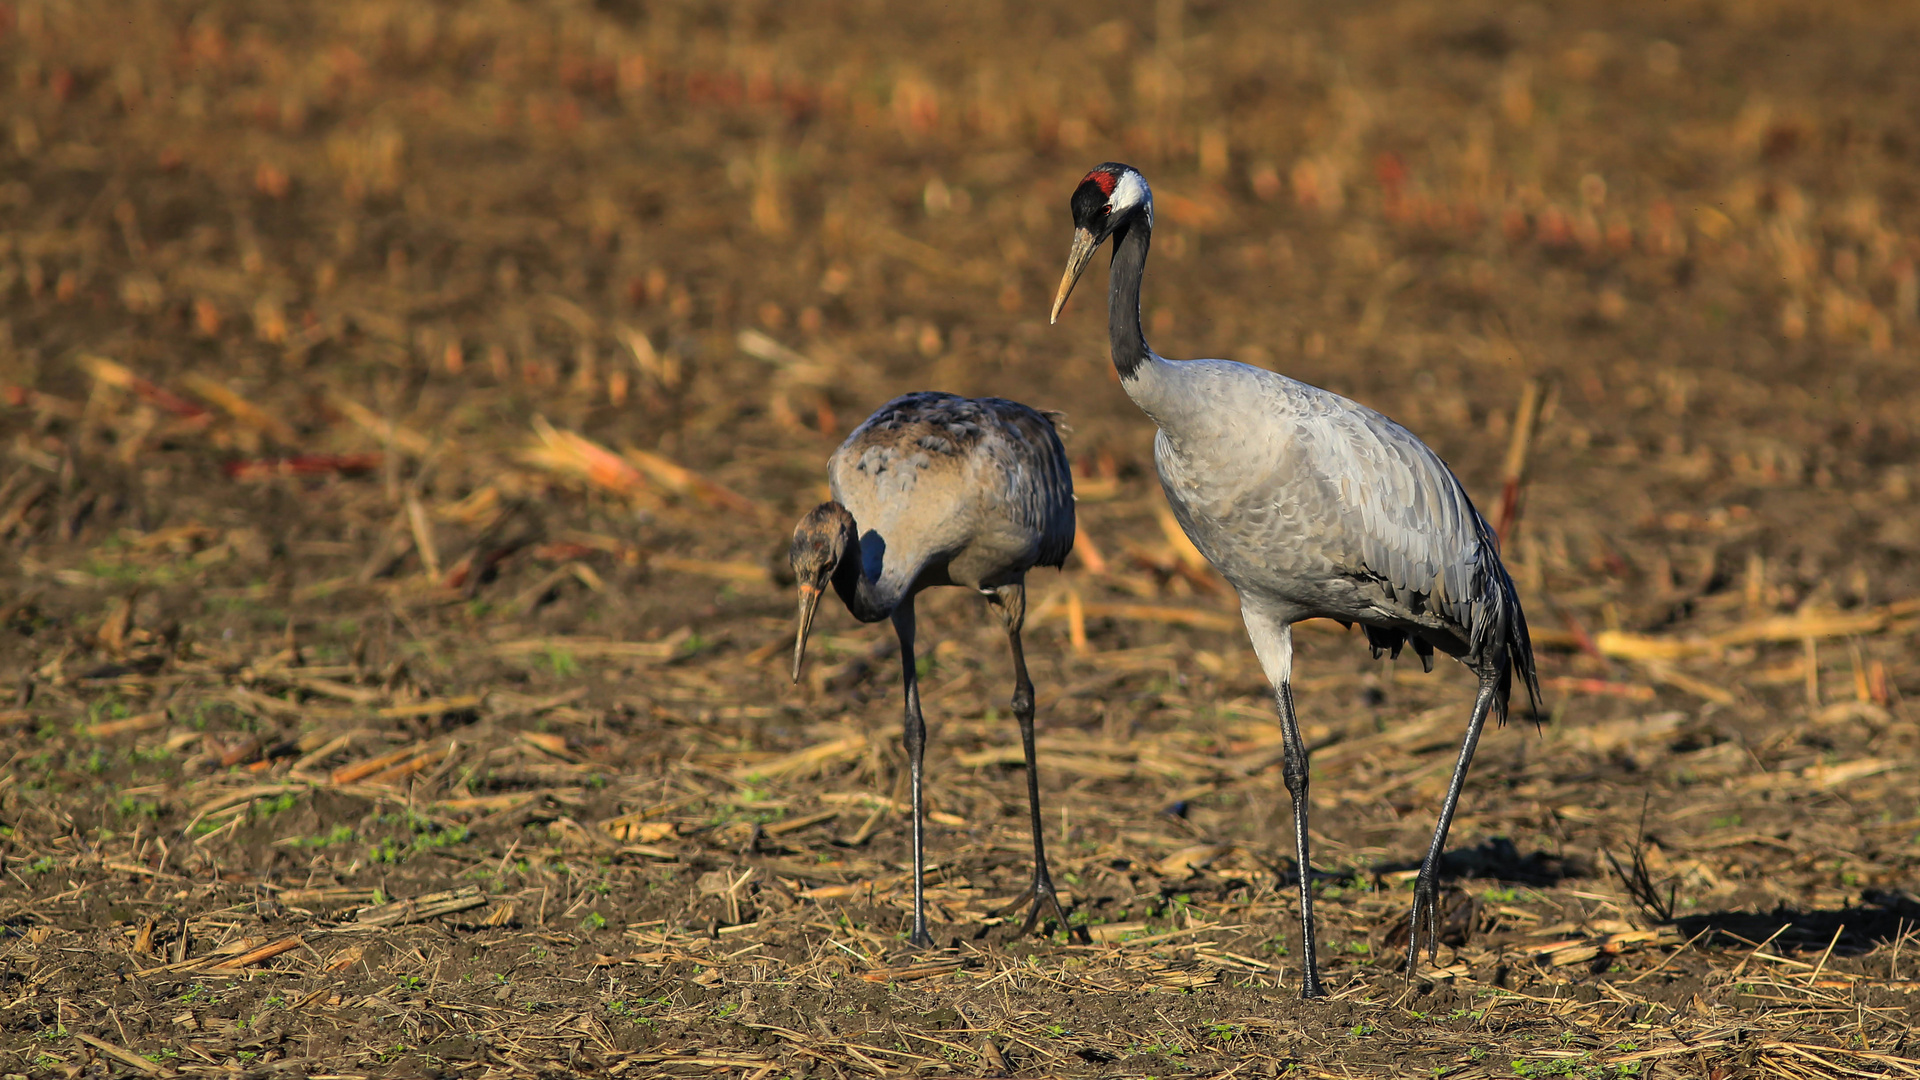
[789,391,1085,949]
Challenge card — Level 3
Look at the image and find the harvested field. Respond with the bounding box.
[5,0,1920,1076]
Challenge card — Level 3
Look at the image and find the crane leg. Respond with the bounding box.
[1275,679,1327,999]
[1405,666,1503,980]
[892,595,935,949]
[989,583,1087,944]
[1242,608,1325,999]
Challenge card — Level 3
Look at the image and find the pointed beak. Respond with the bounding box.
[1050,227,1098,325]
[792,583,825,683]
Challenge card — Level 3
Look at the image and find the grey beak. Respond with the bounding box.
[1050,227,1098,324]
[792,583,824,683]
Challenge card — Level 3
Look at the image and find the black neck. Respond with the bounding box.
[830,537,893,623]
[1108,216,1153,380]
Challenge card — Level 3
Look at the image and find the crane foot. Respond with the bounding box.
[994,876,1089,944]
[1403,863,1445,979]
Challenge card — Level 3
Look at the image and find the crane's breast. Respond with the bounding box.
[1152,422,1341,593]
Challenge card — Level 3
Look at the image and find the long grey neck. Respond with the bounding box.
[1108,218,1153,381]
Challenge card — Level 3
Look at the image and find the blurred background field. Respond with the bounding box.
[3,0,1920,1076]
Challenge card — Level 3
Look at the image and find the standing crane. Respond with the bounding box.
[1049,163,1540,997]
[789,391,1082,948]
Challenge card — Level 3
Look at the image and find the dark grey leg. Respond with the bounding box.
[990,583,1084,943]
[892,595,934,949]
[1405,666,1502,979]
[1276,680,1327,999]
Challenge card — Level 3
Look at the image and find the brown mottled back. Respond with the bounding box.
[839,391,995,458]
[827,392,1074,609]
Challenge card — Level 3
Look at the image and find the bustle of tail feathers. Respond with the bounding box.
[1475,506,1542,726]
[1359,518,1542,725]
[1364,625,1433,673]
[1500,566,1544,726]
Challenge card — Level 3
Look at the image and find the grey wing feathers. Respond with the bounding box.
[1316,407,1480,629]
[1314,403,1539,719]
[975,397,1076,569]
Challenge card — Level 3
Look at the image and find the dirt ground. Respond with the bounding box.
[4,0,1920,1076]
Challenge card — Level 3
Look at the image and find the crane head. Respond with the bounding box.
[789,502,856,682]
[1052,162,1151,323]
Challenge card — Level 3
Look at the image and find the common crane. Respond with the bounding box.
[790,391,1083,948]
[1050,162,1540,997]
